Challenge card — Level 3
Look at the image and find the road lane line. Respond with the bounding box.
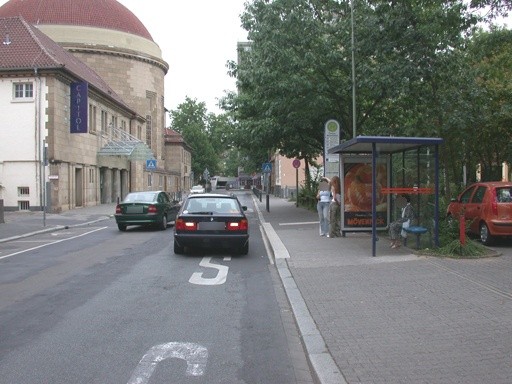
[0,227,108,261]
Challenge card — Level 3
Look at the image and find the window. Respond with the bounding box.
[460,186,475,203]
[89,168,95,184]
[18,201,30,210]
[111,116,117,133]
[13,83,33,99]
[472,186,486,204]
[89,104,97,133]
[101,110,108,134]
[147,173,152,187]
[18,186,30,196]
[146,115,152,149]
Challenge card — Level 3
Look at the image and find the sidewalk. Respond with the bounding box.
[255,194,512,384]
[1,195,512,383]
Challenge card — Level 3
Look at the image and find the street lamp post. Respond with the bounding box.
[351,0,356,138]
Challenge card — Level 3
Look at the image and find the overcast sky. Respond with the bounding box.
[0,0,248,114]
[118,0,248,114]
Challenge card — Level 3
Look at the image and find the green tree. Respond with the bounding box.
[169,98,221,183]
[224,0,512,194]
[463,28,512,181]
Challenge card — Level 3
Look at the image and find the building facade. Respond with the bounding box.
[0,0,190,212]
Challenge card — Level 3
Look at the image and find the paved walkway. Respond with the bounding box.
[1,195,512,384]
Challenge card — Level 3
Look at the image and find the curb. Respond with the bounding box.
[252,195,347,384]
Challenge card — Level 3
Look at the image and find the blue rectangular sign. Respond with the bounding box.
[262,162,272,173]
[70,82,88,133]
[146,159,157,170]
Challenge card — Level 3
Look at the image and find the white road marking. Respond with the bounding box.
[279,221,317,226]
[0,227,108,261]
[127,342,208,384]
[189,257,229,285]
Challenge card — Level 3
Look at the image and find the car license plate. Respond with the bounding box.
[198,222,225,230]
[126,206,143,214]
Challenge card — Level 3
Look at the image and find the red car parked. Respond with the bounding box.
[447,181,512,245]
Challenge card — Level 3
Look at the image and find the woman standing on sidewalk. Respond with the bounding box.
[328,176,342,238]
[316,178,331,237]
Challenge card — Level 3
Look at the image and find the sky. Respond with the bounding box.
[118,0,248,114]
[0,0,249,114]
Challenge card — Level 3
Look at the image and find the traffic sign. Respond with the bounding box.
[292,159,301,169]
[146,159,157,170]
[262,162,272,173]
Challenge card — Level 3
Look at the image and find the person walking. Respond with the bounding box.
[389,194,415,248]
[316,178,331,237]
[328,175,342,238]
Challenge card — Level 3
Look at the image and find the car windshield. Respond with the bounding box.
[124,192,158,203]
[185,198,239,213]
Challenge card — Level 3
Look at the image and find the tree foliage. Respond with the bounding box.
[169,98,222,182]
[221,0,512,193]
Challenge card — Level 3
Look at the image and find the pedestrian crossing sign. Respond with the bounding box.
[262,162,272,173]
[146,159,157,170]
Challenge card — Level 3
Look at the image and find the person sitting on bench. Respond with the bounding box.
[389,194,415,249]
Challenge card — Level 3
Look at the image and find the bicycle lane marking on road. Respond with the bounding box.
[189,256,231,285]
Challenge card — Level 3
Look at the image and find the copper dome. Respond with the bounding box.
[0,0,153,41]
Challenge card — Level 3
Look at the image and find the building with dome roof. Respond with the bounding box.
[0,0,191,212]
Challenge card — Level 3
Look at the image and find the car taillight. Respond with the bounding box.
[492,201,498,215]
[176,218,198,231]
[115,205,122,214]
[227,219,248,231]
[148,205,157,214]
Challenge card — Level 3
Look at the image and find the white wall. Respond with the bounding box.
[0,77,48,209]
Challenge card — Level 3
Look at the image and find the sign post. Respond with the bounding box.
[292,159,300,207]
[324,119,340,179]
[262,162,272,212]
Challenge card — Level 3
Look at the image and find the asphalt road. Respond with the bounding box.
[0,193,314,384]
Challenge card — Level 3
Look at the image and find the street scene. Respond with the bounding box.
[1,191,512,383]
[1,0,512,383]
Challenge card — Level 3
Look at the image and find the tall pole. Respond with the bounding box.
[351,0,356,138]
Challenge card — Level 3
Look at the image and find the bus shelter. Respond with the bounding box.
[328,136,444,257]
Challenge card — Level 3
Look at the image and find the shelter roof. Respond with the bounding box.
[328,136,444,155]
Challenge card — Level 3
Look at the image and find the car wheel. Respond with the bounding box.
[174,240,185,254]
[117,223,127,231]
[238,242,249,255]
[159,215,168,230]
[480,222,493,245]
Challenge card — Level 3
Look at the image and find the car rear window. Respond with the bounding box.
[496,187,512,203]
[185,198,239,213]
[124,192,158,202]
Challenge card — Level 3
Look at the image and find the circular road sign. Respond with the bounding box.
[292,159,301,169]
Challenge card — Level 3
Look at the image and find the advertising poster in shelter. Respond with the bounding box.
[342,156,389,231]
